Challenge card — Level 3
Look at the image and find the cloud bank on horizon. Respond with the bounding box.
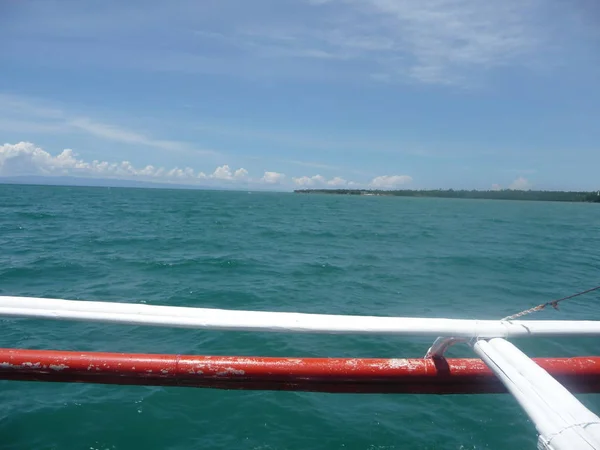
[0,142,417,190]
[1,141,536,190]
[1,0,599,191]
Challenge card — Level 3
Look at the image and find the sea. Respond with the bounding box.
[1,184,599,450]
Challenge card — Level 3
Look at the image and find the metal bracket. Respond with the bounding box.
[424,337,467,359]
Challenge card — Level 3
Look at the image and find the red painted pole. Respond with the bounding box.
[1,348,600,394]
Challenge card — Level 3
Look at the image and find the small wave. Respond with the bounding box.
[14,211,59,220]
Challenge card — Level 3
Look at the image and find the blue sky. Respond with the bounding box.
[1,0,599,190]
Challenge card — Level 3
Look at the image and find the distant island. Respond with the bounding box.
[294,189,600,203]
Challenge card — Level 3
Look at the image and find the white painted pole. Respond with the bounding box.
[1,296,600,337]
[473,340,561,440]
[488,339,600,445]
[473,339,600,450]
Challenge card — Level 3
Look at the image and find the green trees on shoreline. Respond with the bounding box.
[294,189,600,203]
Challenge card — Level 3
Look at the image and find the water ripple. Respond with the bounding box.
[1,185,599,449]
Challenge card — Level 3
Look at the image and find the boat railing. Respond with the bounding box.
[1,296,599,450]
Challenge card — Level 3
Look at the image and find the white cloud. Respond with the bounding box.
[375,2,537,82]
[327,176,347,186]
[166,167,195,179]
[234,168,249,179]
[69,117,207,154]
[509,176,532,190]
[0,142,412,191]
[212,164,233,180]
[0,142,86,176]
[319,0,551,84]
[0,94,217,156]
[6,1,593,89]
[139,165,156,176]
[292,176,312,186]
[292,174,349,187]
[211,165,249,181]
[191,0,558,86]
[369,174,412,188]
[261,171,286,184]
[491,183,502,191]
[292,174,325,186]
[0,142,240,185]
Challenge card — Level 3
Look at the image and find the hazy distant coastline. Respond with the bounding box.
[295,189,600,203]
[2,177,599,202]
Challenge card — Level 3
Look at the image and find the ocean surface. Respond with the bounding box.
[1,184,599,450]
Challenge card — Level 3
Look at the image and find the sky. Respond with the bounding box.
[1,0,599,191]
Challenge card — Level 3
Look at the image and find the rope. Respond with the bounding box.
[502,285,600,321]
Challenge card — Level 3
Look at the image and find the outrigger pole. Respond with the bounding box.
[1,296,599,449]
[1,296,600,337]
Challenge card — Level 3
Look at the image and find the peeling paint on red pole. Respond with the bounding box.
[1,348,600,394]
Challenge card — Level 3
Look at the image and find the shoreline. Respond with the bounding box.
[294,189,600,203]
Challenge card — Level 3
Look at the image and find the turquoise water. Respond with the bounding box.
[1,184,599,450]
